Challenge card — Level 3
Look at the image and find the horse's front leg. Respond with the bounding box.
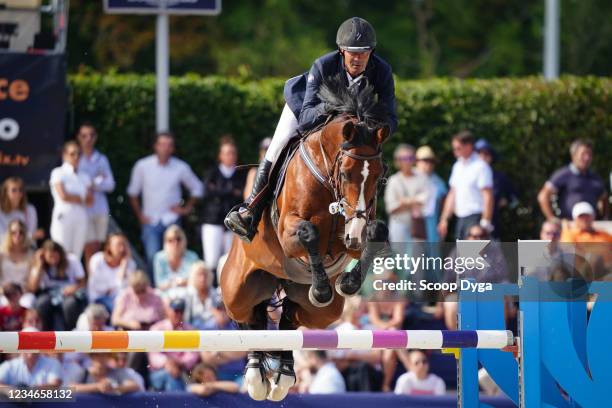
[337,219,389,297]
[295,220,334,307]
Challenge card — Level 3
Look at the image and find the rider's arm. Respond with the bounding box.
[298,61,327,132]
[377,65,398,134]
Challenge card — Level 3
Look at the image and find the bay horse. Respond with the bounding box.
[221,76,390,401]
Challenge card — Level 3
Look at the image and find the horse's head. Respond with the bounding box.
[317,74,391,251]
[325,118,389,250]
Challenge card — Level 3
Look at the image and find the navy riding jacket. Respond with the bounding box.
[283,51,398,134]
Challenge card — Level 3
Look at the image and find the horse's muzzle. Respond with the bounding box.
[344,235,363,250]
[345,217,367,250]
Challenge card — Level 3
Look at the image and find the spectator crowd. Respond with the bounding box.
[0,123,609,398]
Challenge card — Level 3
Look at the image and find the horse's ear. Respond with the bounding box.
[376,126,390,145]
[342,121,356,142]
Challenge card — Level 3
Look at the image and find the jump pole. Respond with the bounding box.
[0,330,513,353]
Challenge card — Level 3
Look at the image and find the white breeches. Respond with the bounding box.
[201,224,234,271]
[264,104,299,163]
[50,208,88,259]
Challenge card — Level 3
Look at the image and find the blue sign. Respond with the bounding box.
[104,0,221,15]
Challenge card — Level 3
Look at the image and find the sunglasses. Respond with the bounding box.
[396,155,416,162]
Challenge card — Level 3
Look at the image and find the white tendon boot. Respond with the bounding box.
[267,356,296,401]
[245,353,270,401]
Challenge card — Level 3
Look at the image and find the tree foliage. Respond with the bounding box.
[68,0,612,78]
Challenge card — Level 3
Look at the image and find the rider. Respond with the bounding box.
[225,17,398,242]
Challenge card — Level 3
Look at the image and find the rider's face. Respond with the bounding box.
[342,49,372,77]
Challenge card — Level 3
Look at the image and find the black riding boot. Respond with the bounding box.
[224,159,273,242]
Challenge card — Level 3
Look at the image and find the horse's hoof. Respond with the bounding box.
[245,367,271,401]
[335,273,361,297]
[267,373,296,401]
[308,285,334,307]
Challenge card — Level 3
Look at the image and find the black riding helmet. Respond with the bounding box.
[336,17,377,52]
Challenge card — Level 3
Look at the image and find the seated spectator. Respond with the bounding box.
[0,283,25,331]
[367,300,405,392]
[199,349,247,383]
[304,350,346,394]
[22,308,42,330]
[187,363,239,397]
[0,329,62,389]
[111,271,165,330]
[109,353,145,391]
[72,353,141,394]
[27,240,87,331]
[184,261,228,330]
[561,202,612,243]
[148,298,200,391]
[0,219,35,289]
[561,202,612,279]
[153,225,199,299]
[442,225,509,329]
[49,141,93,259]
[394,350,445,396]
[523,221,566,281]
[332,297,383,392]
[75,303,113,331]
[0,177,42,240]
[87,233,136,313]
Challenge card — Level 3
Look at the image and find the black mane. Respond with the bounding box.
[318,73,389,128]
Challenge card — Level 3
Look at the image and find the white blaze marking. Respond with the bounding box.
[358,161,369,212]
[346,161,369,245]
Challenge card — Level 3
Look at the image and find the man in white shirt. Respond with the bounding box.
[305,350,346,394]
[127,132,203,281]
[77,122,116,265]
[438,131,494,240]
[394,350,445,396]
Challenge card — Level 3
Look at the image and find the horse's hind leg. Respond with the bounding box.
[241,300,272,401]
[266,297,298,401]
[296,220,334,307]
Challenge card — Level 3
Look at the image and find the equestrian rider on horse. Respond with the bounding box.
[224,17,398,242]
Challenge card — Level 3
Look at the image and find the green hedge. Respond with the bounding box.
[69,74,612,248]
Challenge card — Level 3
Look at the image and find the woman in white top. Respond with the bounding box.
[384,144,430,243]
[0,219,35,289]
[49,141,93,260]
[28,240,87,331]
[87,233,136,312]
[0,177,42,240]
